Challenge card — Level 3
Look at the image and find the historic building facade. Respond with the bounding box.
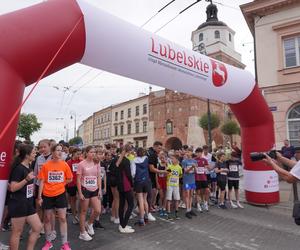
[82,115,93,146]
[93,106,112,146]
[110,95,149,148]
[241,0,300,147]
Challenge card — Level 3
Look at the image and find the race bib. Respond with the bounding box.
[196,167,205,174]
[188,166,194,173]
[158,173,165,178]
[220,171,227,176]
[72,164,78,172]
[48,171,64,183]
[229,165,238,172]
[26,184,34,198]
[84,176,97,188]
[169,177,178,185]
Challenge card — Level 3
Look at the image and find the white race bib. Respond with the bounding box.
[169,177,178,185]
[48,171,64,183]
[72,164,78,172]
[221,171,227,176]
[26,184,34,198]
[229,165,238,172]
[84,176,97,188]
[196,167,205,174]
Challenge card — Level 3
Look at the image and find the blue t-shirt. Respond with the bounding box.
[182,158,197,185]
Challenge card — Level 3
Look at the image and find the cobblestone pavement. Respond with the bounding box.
[1,202,300,250]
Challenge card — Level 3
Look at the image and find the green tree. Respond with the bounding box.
[17,113,42,141]
[198,113,220,131]
[69,136,83,146]
[221,120,240,144]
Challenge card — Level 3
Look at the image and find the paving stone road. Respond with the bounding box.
[2,202,300,250]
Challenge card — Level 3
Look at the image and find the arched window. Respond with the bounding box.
[215,30,220,39]
[229,33,232,42]
[287,104,300,146]
[199,33,203,42]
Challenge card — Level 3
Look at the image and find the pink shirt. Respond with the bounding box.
[77,160,100,192]
[195,157,208,181]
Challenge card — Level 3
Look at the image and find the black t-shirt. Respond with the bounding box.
[216,161,228,181]
[9,164,34,201]
[147,148,158,184]
[227,160,241,179]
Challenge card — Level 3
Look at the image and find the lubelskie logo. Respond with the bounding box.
[210,59,228,87]
[150,38,209,76]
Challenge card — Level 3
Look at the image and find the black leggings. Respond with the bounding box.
[119,190,134,228]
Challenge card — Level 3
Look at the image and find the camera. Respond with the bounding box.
[250,150,277,162]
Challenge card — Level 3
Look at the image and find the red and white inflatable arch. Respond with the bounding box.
[0,0,278,218]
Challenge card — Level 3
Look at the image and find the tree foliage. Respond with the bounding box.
[69,137,83,146]
[198,113,220,131]
[17,113,42,141]
[221,120,240,136]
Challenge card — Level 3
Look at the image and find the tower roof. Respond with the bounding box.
[197,3,227,30]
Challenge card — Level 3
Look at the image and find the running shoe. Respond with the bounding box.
[85,222,95,236]
[66,208,72,215]
[93,220,105,230]
[119,225,135,233]
[42,241,53,250]
[114,218,120,224]
[237,202,244,209]
[61,242,71,250]
[159,209,164,217]
[218,204,227,209]
[185,212,192,219]
[203,202,209,211]
[0,242,9,250]
[189,210,197,216]
[174,213,180,220]
[148,213,156,221]
[79,231,92,241]
[230,201,238,209]
[197,203,203,213]
[72,216,79,225]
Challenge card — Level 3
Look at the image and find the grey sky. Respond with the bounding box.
[0,0,253,143]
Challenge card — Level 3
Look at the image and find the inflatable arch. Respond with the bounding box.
[0,0,278,219]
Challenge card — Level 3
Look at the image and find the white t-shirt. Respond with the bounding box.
[290,161,300,180]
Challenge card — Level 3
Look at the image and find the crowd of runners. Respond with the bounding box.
[1,139,244,250]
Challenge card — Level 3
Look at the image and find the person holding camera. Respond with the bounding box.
[262,149,300,183]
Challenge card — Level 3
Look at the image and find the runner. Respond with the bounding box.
[66,148,81,224]
[157,151,168,217]
[37,144,73,250]
[33,139,54,237]
[115,144,135,233]
[215,152,229,209]
[131,148,151,226]
[8,144,42,250]
[166,155,182,220]
[101,151,113,215]
[181,148,197,219]
[147,141,163,220]
[227,152,243,208]
[77,146,102,241]
[194,147,210,212]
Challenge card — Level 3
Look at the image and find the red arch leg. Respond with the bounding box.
[230,84,279,204]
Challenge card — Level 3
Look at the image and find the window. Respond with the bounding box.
[166,120,173,135]
[229,33,232,42]
[120,125,124,136]
[128,108,131,118]
[114,126,118,136]
[121,110,124,120]
[135,122,139,133]
[284,37,300,68]
[135,141,139,148]
[143,121,147,132]
[127,123,131,135]
[136,106,139,116]
[287,104,300,147]
[115,112,118,121]
[199,33,203,42]
[143,140,147,148]
[143,104,147,115]
[215,30,220,39]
